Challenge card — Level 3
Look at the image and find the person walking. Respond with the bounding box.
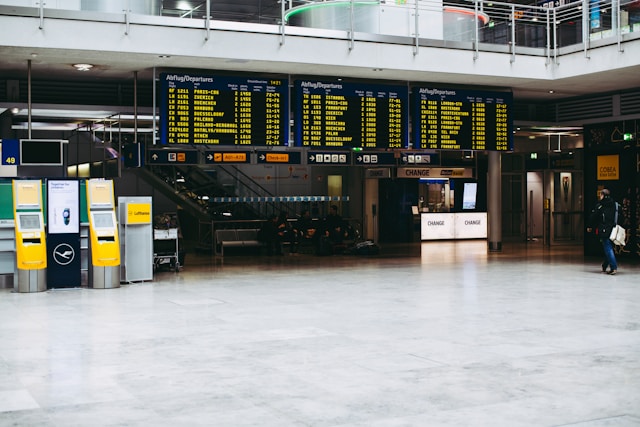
[587,188,620,275]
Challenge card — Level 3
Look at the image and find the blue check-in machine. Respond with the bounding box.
[12,180,47,293]
[86,179,120,289]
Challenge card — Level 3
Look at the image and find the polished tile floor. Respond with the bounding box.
[0,240,639,427]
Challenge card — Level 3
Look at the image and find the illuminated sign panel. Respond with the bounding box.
[160,73,288,146]
[413,87,513,151]
[294,80,409,149]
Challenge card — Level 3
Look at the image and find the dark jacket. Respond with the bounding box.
[588,196,618,237]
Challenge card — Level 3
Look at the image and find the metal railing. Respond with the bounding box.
[2,0,638,61]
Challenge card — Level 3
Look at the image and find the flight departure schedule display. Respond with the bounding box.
[160,73,288,146]
[413,87,513,151]
[294,80,408,149]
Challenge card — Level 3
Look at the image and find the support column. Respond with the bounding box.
[488,151,502,252]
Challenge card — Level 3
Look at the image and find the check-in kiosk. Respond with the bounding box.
[12,180,47,293]
[86,179,120,289]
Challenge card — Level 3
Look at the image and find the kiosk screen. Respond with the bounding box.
[18,213,41,231]
[92,212,115,229]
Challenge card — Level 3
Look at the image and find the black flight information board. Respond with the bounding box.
[294,80,408,149]
[160,73,288,146]
[413,87,513,151]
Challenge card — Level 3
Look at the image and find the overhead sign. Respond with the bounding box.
[294,80,408,149]
[365,168,391,179]
[1,139,19,165]
[159,73,289,146]
[256,151,301,164]
[204,151,250,164]
[148,149,199,165]
[400,152,438,165]
[308,152,351,165]
[397,167,473,178]
[354,152,397,166]
[413,87,512,151]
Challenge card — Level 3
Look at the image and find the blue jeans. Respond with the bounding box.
[601,237,618,271]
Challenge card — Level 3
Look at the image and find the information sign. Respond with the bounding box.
[353,152,397,166]
[294,80,408,149]
[400,152,438,165]
[1,139,19,165]
[256,151,301,164]
[160,73,288,146]
[204,151,251,164]
[308,152,351,165]
[148,149,199,165]
[413,87,512,151]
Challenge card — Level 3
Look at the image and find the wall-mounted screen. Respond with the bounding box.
[413,87,512,151]
[20,140,63,166]
[462,182,478,210]
[294,80,408,149]
[159,73,289,146]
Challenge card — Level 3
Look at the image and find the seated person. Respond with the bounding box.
[297,209,317,241]
[276,211,299,254]
[322,205,347,245]
[261,214,284,255]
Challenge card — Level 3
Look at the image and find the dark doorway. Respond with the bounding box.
[378,179,418,243]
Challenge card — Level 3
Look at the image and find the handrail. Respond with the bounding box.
[2,0,638,61]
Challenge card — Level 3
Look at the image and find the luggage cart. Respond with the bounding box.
[153,228,180,272]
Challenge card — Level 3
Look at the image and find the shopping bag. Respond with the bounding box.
[609,224,626,246]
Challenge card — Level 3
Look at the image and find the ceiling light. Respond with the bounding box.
[73,63,94,71]
[548,90,554,94]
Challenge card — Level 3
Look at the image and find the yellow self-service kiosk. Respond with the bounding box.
[12,180,47,293]
[86,179,120,289]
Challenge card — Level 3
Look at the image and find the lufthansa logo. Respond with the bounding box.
[53,243,75,266]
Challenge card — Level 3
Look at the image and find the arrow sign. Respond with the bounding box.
[354,152,396,166]
[147,149,198,164]
[308,152,350,165]
[256,151,301,164]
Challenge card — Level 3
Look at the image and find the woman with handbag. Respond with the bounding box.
[587,188,619,275]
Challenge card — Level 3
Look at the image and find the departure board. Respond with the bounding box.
[294,80,408,149]
[160,73,288,146]
[413,87,512,151]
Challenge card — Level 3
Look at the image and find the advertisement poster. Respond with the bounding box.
[47,180,79,234]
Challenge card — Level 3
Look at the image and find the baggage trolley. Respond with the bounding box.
[153,228,180,272]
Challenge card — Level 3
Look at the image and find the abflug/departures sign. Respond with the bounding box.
[294,80,409,149]
[413,87,513,151]
[159,73,289,146]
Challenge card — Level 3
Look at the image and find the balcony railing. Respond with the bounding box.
[0,0,638,60]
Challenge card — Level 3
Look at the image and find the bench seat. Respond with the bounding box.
[215,228,264,256]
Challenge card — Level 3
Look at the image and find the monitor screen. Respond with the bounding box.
[20,140,63,166]
[92,212,115,229]
[462,182,477,210]
[18,213,41,230]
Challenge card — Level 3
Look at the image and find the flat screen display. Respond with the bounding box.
[294,80,409,149]
[413,87,513,151]
[18,213,41,230]
[92,212,115,229]
[159,73,289,146]
[462,182,478,210]
[20,140,63,165]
